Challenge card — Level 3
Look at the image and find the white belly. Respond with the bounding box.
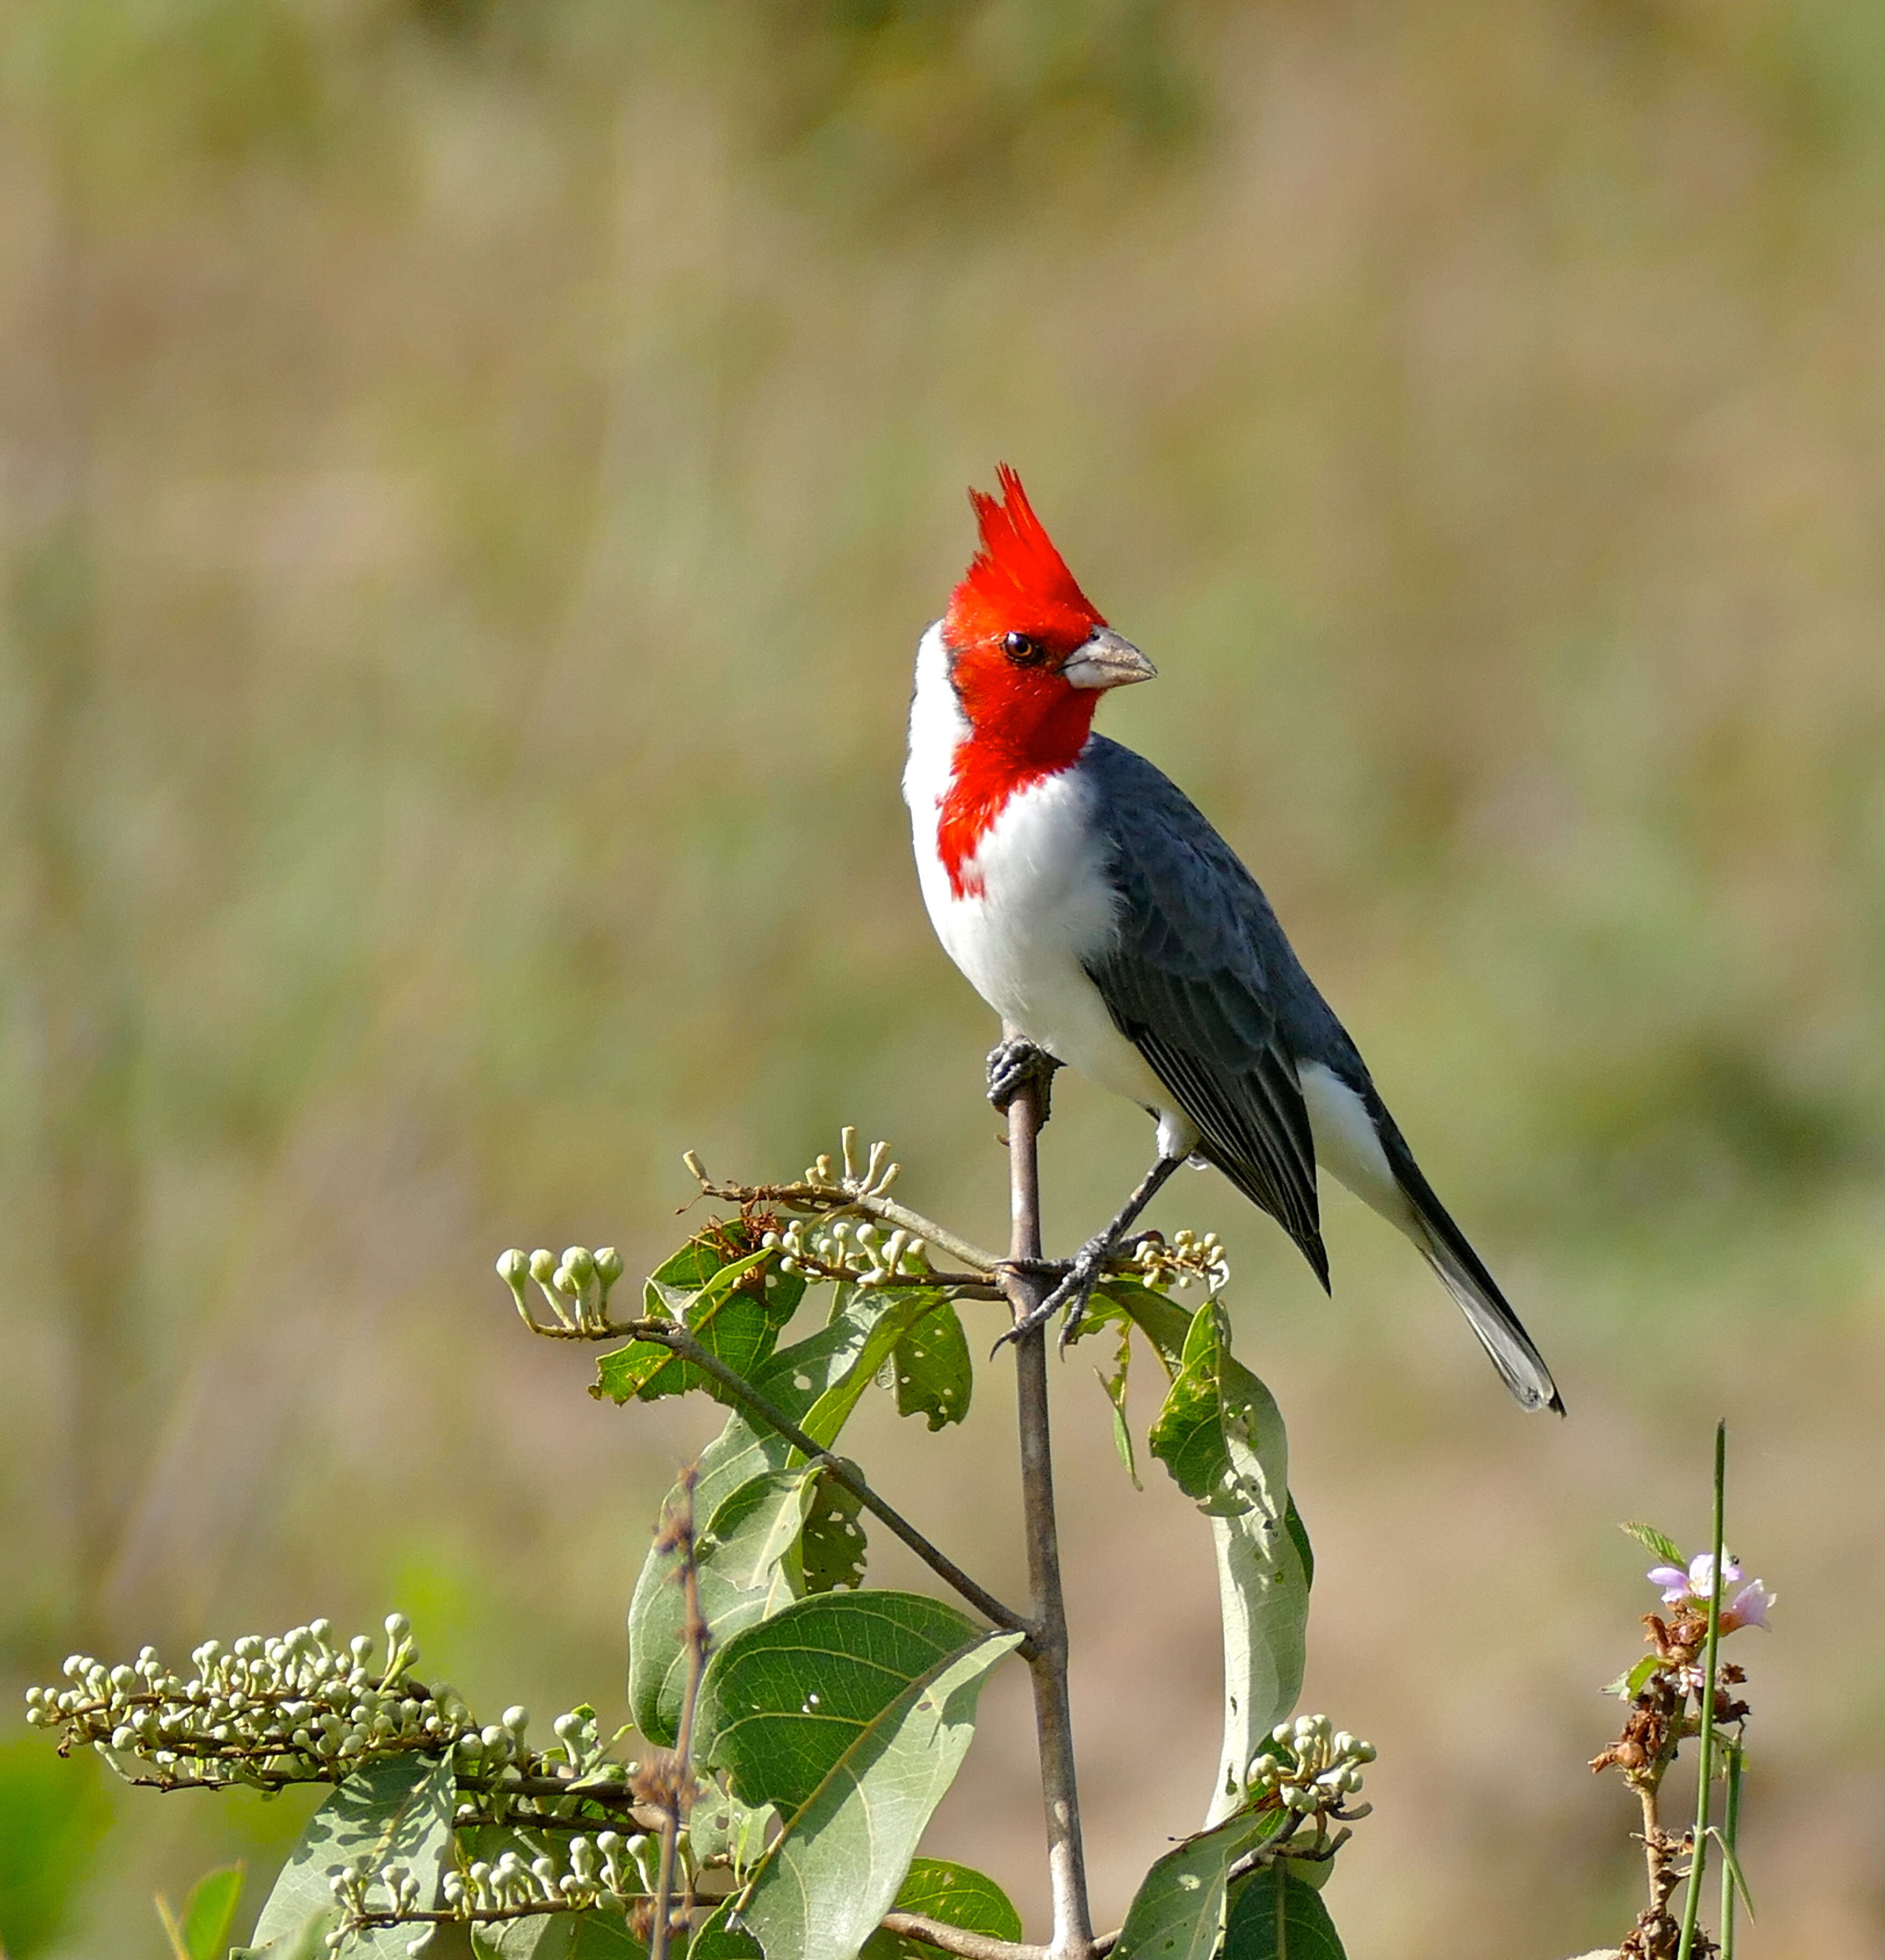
[904,621,1197,1156]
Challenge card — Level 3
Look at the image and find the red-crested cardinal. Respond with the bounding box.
[902,467,1562,1413]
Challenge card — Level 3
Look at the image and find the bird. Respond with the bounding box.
[901,465,1562,1413]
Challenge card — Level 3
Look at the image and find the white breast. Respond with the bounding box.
[903,622,1191,1148]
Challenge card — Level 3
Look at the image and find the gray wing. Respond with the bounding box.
[1079,738,1328,1286]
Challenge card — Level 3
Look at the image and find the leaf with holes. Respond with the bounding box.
[802,1467,869,1592]
[796,1288,947,1449]
[1110,1807,1287,1960]
[1150,1304,1310,1827]
[688,1781,777,1883]
[695,1592,1022,1960]
[891,1299,973,1429]
[627,1291,942,1745]
[233,1755,453,1958]
[596,1249,799,1404]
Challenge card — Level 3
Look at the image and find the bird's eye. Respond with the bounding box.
[1003,631,1044,665]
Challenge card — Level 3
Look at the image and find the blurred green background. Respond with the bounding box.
[3,1,1883,1953]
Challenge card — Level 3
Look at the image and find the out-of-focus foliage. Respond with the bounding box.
[0,1738,111,1956]
[1,2,1882,1954]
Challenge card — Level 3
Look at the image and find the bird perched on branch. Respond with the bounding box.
[902,466,1562,1413]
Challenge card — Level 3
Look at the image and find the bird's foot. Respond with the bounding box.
[997,1231,1116,1354]
[986,1037,1060,1124]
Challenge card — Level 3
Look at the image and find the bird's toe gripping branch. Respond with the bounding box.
[1001,1233,1114,1353]
[986,1037,1061,1124]
[998,1151,1189,1357]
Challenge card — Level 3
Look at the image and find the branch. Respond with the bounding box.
[687,1155,1008,1277]
[998,1026,1095,1960]
[604,1318,1031,1647]
[882,1912,1050,1960]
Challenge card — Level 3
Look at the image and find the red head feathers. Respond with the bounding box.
[944,465,1107,656]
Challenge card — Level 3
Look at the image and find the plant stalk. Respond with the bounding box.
[1675,1420,1728,1960]
[999,1027,1095,1960]
[1720,1737,1742,1959]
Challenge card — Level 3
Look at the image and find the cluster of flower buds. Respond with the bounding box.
[1129,1227,1231,1294]
[496,1245,626,1335]
[761,1215,933,1287]
[328,1861,435,1954]
[449,1702,537,1787]
[436,1828,655,1920]
[1244,1714,1376,1824]
[798,1128,902,1200]
[21,1617,473,1791]
[25,1617,634,1834]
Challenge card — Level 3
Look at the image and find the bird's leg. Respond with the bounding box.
[1002,1152,1186,1352]
[987,1036,1060,1126]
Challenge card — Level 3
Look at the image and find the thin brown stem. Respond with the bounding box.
[881,1912,1050,1960]
[594,1320,1030,1645]
[688,1162,1007,1275]
[998,1027,1094,1960]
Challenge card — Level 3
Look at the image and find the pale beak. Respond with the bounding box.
[1060,627,1156,690]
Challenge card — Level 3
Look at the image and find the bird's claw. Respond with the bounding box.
[993,1235,1114,1356]
[986,1038,1060,1123]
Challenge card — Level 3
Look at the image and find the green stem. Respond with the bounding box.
[1720,1737,1743,1960]
[1675,1420,1727,1960]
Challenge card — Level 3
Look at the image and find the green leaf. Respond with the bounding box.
[891,1299,974,1430]
[631,1445,805,1746]
[796,1289,944,1449]
[473,1909,649,1958]
[629,1287,941,1745]
[863,1858,1024,1958]
[158,1863,245,1960]
[1621,1521,1685,1569]
[234,1755,454,1958]
[1223,1867,1347,1959]
[1608,1655,1664,1700]
[1096,1323,1142,1489]
[1095,1280,1193,1375]
[1150,1305,1310,1827]
[802,1469,869,1593]
[645,1228,806,1322]
[690,1900,764,1958]
[688,1782,777,1882]
[1706,1826,1756,1919]
[597,1250,797,1404]
[1110,1808,1284,1960]
[696,1592,1023,1960]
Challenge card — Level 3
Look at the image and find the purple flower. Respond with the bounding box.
[1721,1579,1775,1633]
[1647,1563,1691,1604]
[1646,1551,1773,1633]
